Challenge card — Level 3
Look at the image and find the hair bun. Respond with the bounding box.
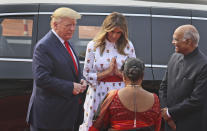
[121,57,145,83]
[127,66,141,81]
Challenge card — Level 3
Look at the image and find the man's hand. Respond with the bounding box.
[161,108,176,131]
[161,108,170,121]
[80,79,87,93]
[73,83,82,95]
[167,119,176,131]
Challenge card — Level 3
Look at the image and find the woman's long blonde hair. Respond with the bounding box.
[94,12,129,56]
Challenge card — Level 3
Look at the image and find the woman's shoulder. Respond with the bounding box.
[142,91,159,105]
[152,93,158,98]
[104,90,118,101]
[124,40,135,54]
[87,40,95,47]
[102,90,118,105]
[152,93,161,109]
[127,40,134,48]
[148,93,159,103]
[86,40,96,51]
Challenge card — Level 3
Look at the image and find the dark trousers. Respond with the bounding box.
[30,125,74,131]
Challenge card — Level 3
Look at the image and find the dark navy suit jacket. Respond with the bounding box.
[26,30,84,129]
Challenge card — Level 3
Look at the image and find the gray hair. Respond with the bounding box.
[121,57,145,83]
[181,25,200,46]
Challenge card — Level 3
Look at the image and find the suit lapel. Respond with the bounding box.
[49,31,78,78]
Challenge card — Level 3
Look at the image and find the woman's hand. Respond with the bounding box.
[108,57,116,75]
[114,59,122,78]
[97,57,116,80]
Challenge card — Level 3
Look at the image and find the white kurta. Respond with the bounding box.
[79,40,136,131]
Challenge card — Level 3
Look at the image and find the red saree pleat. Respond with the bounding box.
[89,90,117,131]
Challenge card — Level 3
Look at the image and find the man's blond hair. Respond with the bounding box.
[50,7,81,29]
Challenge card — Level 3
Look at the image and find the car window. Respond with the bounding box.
[70,15,105,61]
[0,18,33,58]
[77,25,101,61]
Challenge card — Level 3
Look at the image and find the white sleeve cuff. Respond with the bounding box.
[166,108,171,118]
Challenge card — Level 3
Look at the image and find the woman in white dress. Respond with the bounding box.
[79,12,136,131]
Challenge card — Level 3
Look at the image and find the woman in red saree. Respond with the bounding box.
[89,58,161,131]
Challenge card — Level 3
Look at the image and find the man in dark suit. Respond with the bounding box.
[159,25,207,131]
[26,7,87,131]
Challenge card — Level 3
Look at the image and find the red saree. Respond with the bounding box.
[89,90,161,131]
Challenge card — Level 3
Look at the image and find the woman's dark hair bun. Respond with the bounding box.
[121,57,145,82]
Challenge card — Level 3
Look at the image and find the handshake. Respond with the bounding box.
[73,79,87,95]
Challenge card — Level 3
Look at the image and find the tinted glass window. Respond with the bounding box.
[0,17,33,58]
[79,26,101,39]
[70,15,105,61]
[77,25,101,60]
